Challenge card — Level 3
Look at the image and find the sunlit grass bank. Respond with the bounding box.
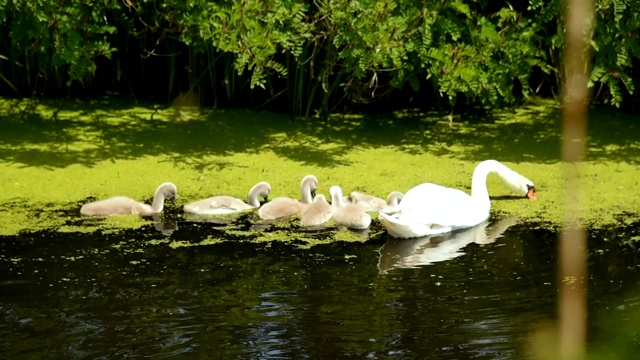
[0,97,638,240]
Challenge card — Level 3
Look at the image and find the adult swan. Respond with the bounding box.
[378,160,536,238]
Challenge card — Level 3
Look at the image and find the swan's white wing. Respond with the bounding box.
[398,183,485,229]
[379,212,452,238]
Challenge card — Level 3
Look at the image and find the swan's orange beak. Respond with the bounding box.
[527,187,537,200]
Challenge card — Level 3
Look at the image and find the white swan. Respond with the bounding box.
[183,181,271,215]
[258,175,318,220]
[378,160,535,238]
[330,186,372,229]
[80,182,177,216]
[377,216,519,274]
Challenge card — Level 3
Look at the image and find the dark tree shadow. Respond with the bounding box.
[0,97,637,169]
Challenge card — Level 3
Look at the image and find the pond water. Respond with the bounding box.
[1,212,639,358]
[1,98,639,358]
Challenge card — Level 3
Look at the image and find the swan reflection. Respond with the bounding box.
[150,213,179,236]
[181,212,245,225]
[377,217,518,274]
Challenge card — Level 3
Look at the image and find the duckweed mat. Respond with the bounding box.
[1,97,638,245]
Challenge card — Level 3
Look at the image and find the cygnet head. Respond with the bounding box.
[158,182,178,205]
[301,175,318,188]
[301,174,319,202]
[248,181,272,207]
[387,191,404,206]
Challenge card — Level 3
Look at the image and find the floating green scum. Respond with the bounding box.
[0,98,638,246]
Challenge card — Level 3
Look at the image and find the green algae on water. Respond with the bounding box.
[0,97,638,245]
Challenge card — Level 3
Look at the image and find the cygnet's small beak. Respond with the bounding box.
[526,186,537,200]
[170,196,177,205]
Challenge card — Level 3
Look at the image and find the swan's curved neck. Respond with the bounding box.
[331,188,345,208]
[247,192,260,207]
[247,183,265,207]
[300,176,318,204]
[471,160,513,203]
[301,185,312,204]
[151,183,175,212]
[151,191,165,212]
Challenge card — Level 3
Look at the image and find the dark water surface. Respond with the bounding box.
[1,216,639,359]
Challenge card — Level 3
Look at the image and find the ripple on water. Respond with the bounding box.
[1,221,640,358]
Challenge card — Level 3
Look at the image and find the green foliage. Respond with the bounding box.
[317,0,425,103]
[312,0,557,107]
[4,0,120,89]
[169,0,312,89]
[588,0,640,107]
[0,0,638,112]
[420,2,552,105]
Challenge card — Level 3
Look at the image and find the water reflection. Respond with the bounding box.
[180,212,288,233]
[377,217,518,274]
[244,291,305,358]
[150,213,179,236]
[1,220,639,358]
[180,212,243,226]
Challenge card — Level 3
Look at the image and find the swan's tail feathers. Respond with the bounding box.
[378,212,452,239]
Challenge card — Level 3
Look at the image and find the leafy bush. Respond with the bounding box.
[0,0,638,114]
[588,0,640,106]
[1,0,120,92]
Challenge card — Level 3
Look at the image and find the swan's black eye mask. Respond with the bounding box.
[526,184,537,200]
